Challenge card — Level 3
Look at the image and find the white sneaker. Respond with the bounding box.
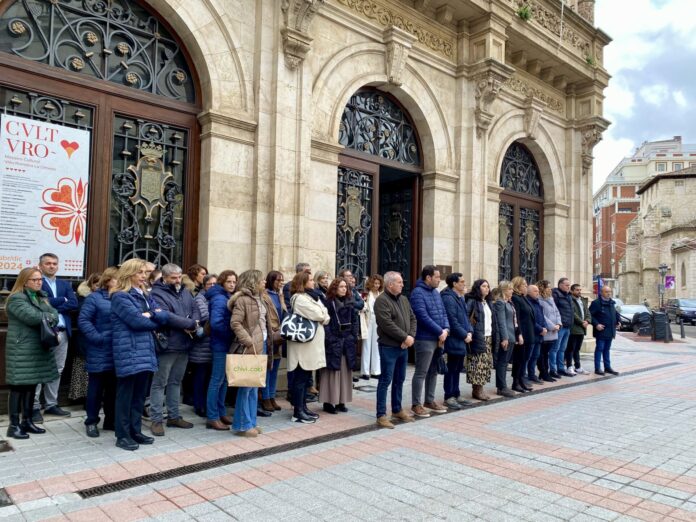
[566,366,577,376]
[575,367,588,375]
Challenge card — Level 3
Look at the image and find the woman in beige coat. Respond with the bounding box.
[287,271,330,424]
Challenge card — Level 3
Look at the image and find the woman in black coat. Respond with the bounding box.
[491,281,520,397]
[510,277,536,393]
[319,277,358,413]
[464,279,493,401]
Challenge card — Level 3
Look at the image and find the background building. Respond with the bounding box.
[0,0,610,395]
[593,136,696,294]
[617,166,696,305]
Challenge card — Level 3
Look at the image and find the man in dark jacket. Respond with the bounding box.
[409,265,450,417]
[374,271,417,429]
[567,284,591,375]
[526,285,547,383]
[589,285,621,376]
[441,273,473,410]
[149,263,200,436]
[34,253,78,421]
[552,278,574,377]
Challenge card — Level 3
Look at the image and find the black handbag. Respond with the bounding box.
[280,313,317,343]
[434,347,447,375]
[152,331,168,353]
[40,314,60,350]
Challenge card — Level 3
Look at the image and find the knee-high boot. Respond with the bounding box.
[21,390,45,434]
[7,391,29,439]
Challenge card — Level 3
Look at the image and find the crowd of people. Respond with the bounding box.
[4,254,621,449]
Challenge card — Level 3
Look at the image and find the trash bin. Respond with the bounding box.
[652,311,670,341]
[635,311,652,336]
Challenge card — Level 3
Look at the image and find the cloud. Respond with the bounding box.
[673,90,687,107]
[604,79,635,119]
[640,84,669,106]
[592,133,636,193]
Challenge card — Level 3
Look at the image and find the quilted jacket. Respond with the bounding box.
[189,290,212,363]
[77,288,114,373]
[110,288,169,378]
[409,280,450,341]
[207,284,234,353]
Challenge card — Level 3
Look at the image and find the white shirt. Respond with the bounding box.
[574,296,584,320]
[43,276,66,329]
[483,301,492,336]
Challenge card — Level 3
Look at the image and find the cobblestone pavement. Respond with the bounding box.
[1,333,695,521]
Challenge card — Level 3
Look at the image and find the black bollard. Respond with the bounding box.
[680,317,686,339]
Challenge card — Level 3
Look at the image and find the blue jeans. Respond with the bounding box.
[206,352,228,421]
[547,339,560,373]
[443,353,464,400]
[150,352,189,423]
[376,344,408,418]
[556,327,571,370]
[526,340,541,379]
[262,358,281,400]
[233,386,258,432]
[594,338,613,371]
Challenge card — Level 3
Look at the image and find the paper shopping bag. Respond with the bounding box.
[226,353,268,387]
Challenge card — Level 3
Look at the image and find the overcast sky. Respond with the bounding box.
[592,0,696,192]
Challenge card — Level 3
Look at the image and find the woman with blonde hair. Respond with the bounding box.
[510,276,536,393]
[491,281,519,397]
[110,259,169,451]
[227,269,270,437]
[78,267,119,437]
[287,271,330,423]
[5,267,59,439]
[314,270,331,305]
[537,280,562,382]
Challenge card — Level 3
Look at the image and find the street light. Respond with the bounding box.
[658,263,669,310]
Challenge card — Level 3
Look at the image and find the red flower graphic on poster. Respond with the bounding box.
[40,178,88,245]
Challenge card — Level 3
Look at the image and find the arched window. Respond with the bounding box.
[498,142,544,283]
[336,89,422,291]
[0,0,200,274]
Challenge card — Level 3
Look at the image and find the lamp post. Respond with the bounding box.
[658,263,669,310]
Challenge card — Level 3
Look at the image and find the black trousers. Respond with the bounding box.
[8,384,36,425]
[115,371,151,440]
[291,367,311,415]
[85,371,116,427]
[191,362,212,413]
[565,334,584,369]
[538,341,553,378]
[511,343,527,384]
[493,343,513,390]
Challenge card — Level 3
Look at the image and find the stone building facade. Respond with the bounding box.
[0,0,609,289]
[618,167,696,305]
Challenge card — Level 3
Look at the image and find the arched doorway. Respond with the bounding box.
[336,88,422,292]
[0,0,201,278]
[498,142,544,283]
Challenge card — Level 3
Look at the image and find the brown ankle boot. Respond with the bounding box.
[270,398,281,411]
[261,399,274,412]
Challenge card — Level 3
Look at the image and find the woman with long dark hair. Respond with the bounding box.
[5,267,59,439]
[464,279,494,401]
[287,271,330,423]
[320,277,358,414]
[261,270,286,412]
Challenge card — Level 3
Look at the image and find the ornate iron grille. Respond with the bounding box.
[0,0,195,103]
[498,202,514,283]
[379,184,413,293]
[110,115,187,267]
[519,207,540,283]
[338,90,420,166]
[0,85,93,292]
[500,142,542,197]
[336,167,373,287]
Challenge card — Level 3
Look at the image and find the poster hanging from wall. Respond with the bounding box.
[0,114,90,277]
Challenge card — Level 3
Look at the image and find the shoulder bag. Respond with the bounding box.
[40,313,60,350]
[280,312,317,343]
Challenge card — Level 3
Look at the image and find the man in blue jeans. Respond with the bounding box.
[589,285,621,375]
[374,272,417,429]
[552,277,574,377]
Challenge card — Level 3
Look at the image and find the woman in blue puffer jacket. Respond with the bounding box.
[190,274,217,417]
[205,270,237,430]
[78,267,119,438]
[110,259,169,451]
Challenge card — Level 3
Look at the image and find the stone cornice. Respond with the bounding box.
[334,0,456,60]
[543,201,570,217]
[422,170,459,192]
[197,110,257,145]
[310,138,344,165]
[502,73,564,114]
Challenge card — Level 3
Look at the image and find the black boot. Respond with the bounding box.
[7,391,29,440]
[21,391,45,434]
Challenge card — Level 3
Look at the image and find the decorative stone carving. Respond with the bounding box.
[335,0,455,59]
[503,75,564,114]
[472,59,515,138]
[579,117,610,175]
[383,26,416,86]
[281,0,327,69]
[435,5,454,25]
[524,97,546,140]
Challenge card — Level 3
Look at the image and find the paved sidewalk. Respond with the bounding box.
[1,333,695,521]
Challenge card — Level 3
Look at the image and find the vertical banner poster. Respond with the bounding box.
[665,275,675,290]
[0,114,90,277]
